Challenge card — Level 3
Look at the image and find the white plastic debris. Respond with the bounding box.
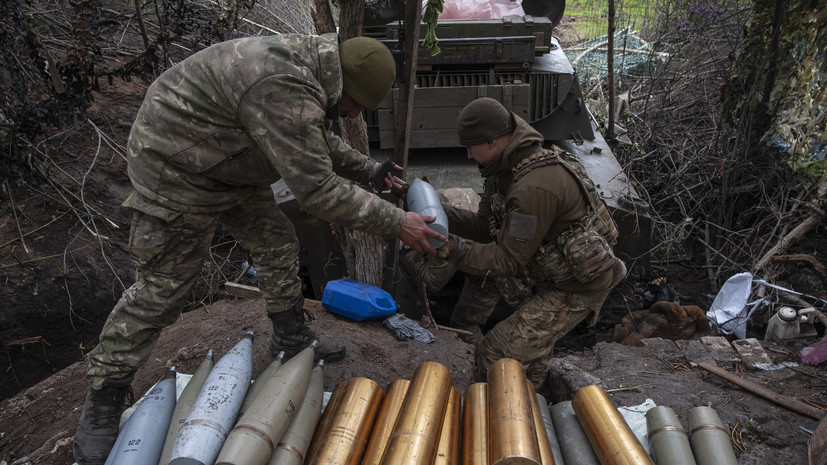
[706,272,764,339]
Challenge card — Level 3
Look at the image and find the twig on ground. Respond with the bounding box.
[5,180,30,254]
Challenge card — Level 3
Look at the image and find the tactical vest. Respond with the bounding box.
[507,148,620,285]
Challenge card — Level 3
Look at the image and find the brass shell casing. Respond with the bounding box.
[526,381,556,465]
[462,383,489,465]
[362,379,411,465]
[307,378,383,465]
[433,386,461,465]
[488,358,542,465]
[305,381,347,465]
[571,385,654,465]
[379,361,453,465]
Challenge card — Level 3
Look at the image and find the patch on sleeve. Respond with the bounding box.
[508,212,537,242]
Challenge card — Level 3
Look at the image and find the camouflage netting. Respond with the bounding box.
[722,0,826,184]
[565,27,669,89]
[578,0,825,287]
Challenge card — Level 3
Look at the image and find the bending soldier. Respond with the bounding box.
[422,97,626,388]
[73,34,445,465]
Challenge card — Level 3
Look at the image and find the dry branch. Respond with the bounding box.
[753,213,823,274]
[770,254,826,276]
[696,362,824,420]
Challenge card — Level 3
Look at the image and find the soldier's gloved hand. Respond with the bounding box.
[391,178,410,202]
[437,234,466,262]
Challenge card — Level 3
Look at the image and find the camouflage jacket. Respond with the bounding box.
[443,117,616,292]
[125,33,405,238]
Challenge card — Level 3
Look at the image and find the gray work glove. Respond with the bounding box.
[383,313,435,343]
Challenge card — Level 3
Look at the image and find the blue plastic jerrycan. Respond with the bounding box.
[321,278,397,321]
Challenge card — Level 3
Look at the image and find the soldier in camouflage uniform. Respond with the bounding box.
[430,97,627,389]
[73,34,445,465]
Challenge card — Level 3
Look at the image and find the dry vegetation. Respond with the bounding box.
[578,0,825,294]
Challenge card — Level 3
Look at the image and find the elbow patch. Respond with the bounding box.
[508,212,538,242]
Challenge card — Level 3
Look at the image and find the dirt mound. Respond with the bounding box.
[545,338,825,464]
[0,298,474,464]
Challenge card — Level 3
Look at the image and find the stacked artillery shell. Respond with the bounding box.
[526,383,556,465]
[379,361,453,465]
[535,394,565,465]
[646,406,696,465]
[236,351,285,421]
[215,343,316,465]
[571,385,654,465]
[159,350,215,465]
[106,366,177,465]
[307,377,384,465]
[267,360,325,465]
[488,358,541,465]
[687,406,738,465]
[362,379,411,465]
[462,383,489,465]
[170,332,255,465]
[304,381,348,465]
[549,401,599,465]
[433,386,461,465]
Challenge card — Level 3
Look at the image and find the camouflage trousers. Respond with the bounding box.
[448,275,501,346]
[407,248,619,390]
[473,285,611,389]
[87,187,302,388]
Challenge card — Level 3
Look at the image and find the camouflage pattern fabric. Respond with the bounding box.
[407,249,457,294]
[87,33,411,387]
[448,275,501,345]
[126,32,405,235]
[474,284,612,389]
[87,189,304,388]
[431,112,625,389]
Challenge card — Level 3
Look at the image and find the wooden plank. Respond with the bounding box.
[224,281,261,299]
[696,362,824,420]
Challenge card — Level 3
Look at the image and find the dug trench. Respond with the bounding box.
[1,79,826,463]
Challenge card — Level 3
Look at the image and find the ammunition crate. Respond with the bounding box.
[386,16,554,56]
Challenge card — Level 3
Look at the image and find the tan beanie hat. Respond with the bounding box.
[456,97,515,146]
[340,37,396,110]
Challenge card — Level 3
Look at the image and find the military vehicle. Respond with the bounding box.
[362,0,593,148]
[268,0,651,320]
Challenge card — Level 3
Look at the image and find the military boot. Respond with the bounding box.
[73,377,134,465]
[269,306,346,362]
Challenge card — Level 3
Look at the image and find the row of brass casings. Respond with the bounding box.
[302,358,658,465]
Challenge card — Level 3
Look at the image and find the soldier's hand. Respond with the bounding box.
[437,234,466,261]
[391,177,410,201]
[398,212,446,254]
[381,163,405,190]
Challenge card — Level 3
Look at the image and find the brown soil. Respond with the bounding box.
[0,298,475,465]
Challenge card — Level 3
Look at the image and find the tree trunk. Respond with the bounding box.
[312,0,386,286]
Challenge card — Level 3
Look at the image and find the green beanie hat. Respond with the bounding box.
[457,97,515,146]
[340,37,396,111]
